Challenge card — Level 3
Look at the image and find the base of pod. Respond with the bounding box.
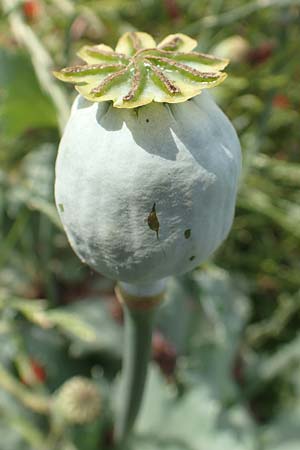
[115,279,166,310]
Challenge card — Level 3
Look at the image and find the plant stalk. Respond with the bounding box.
[2,0,70,133]
[114,287,163,446]
[0,364,49,415]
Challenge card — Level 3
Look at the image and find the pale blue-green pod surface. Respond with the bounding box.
[55,92,241,284]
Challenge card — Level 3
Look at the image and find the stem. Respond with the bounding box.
[114,286,163,446]
[183,0,300,33]
[0,364,49,415]
[2,0,70,133]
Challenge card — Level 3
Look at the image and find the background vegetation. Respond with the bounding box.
[1,0,300,449]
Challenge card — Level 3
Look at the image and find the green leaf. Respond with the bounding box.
[263,406,300,450]
[0,420,31,450]
[57,297,123,358]
[238,188,300,240]
[0,388,43,450]
[21,323,85,388]
[157,277,193,353]
[128,366,257,450]
[252,333,300,382]
[185,266,250,402]
[5,144,61,228]
[46,310,97,343]
[0,49,57,137]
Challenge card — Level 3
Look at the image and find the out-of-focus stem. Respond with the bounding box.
[114,284,164,447]
[1,0,70,133]
[0,364,49,414]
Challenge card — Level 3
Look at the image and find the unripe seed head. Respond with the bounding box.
[54,376,101,424]
[54,32,242,286]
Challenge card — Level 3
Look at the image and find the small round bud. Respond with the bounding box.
[54,376,101,424]
[212,35,250,64]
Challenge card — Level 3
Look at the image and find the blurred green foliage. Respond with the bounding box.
[0,0,300,449]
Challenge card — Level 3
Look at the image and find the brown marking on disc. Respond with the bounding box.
[147,56,220,79]
[61,63,125,74]
[159,49,225,64]
[91,67,129,94]
[86,46,128,61]
[147,60,181,94]
[158,36,182,50]
[147,203,160,240]
[129,32,142,51]
[123,63,142,101]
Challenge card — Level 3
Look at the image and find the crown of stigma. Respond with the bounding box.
[53,32,229,109]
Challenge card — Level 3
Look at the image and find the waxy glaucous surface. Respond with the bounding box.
[54,32,241,286]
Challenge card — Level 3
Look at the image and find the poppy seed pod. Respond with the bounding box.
[54,376,101,424]
[54,32,241,292]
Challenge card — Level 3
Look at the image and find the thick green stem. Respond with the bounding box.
[115,300,158,446]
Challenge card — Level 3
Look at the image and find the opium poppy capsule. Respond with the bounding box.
[54,32,241,296]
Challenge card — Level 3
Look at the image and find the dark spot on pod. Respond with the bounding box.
[189,255,195,261]
[147,203,160,240]
[184,229,191,239]
[146,118,149,123]
[134,107,140,117]
[58,203,64,212]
